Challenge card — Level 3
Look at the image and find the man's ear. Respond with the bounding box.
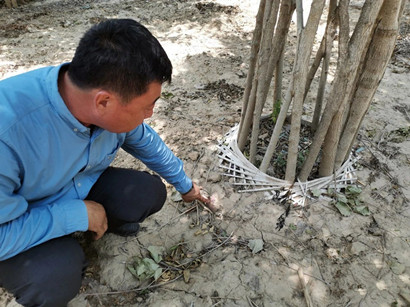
[94,90,113,113]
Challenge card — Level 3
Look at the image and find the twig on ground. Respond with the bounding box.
[247,296,260,307]
[85,274,183,297]
[298,268,314,307]
[197,232,235,260]
[344,300,353,307]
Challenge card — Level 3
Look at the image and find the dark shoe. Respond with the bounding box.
[114,222,140,237]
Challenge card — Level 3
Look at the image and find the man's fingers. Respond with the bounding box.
[94,229,105,240]
[84,200,108,240]
[200,194,211,204]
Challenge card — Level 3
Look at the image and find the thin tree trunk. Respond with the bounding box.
[256,1,298,172]
[272,47,284,123]
[311,0,338,132]
[296,0,304,32]
[335,0,404,167]
[285,0,326,182]
[318,102,347,176]
[311,52,328,132]
[299,0,384,182]
[238,0,267,149]
[303,37,325,103]
[249,0,281,163]
[319,0,389,177]
[303,1,337,103]
[260,73,295,173]
[239,0,295,152]
[239,0,274,152]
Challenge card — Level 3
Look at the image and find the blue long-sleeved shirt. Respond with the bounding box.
[0,64,192,261]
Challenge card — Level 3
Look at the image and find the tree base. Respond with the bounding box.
[218,124,358,207]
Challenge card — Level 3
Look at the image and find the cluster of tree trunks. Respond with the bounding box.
[5,0,19,8]
[238,0,405,183]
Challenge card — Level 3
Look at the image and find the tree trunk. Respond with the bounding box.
[335,0,404,167]
[272,47,284,123]
[249,0,281,163]
[235,0,404,185]
[285,0,326,182]
[311,0,338,132]
[298,0,384,182]
[238,0,267,150]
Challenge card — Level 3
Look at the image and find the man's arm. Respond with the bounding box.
[122,123,193,193]
[122,123,210,204]
[0,141,89,261]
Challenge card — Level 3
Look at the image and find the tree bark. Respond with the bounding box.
[272,47,284,123]
[285,0,326,182]
[238,0,267,150]
[299,0,384,181]
[249,0,281,163]
[237,0,404,184]
[260,72,295,173]
[311,0,338,132]
[335,0,404,167]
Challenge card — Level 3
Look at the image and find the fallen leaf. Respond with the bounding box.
[354,205,370,216]
[154,268,163,280]
[334,201,352,216]
[311,189,322,197]
[248,239,264,254]
[171,190,183,202]
[183,269,190,283]
[390,261,405,275]
[148,246,163,263]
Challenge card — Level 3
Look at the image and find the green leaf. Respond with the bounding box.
[288,223,297,231]
[154,268,163,280]
[170,190,183,202]
[336,193,348,203]
[346,186,362,195]
[137,262,148,276]
[334,201,352,216]
[311,189,322,197]
[148,246,163,263]
[390,261,405,275]
[354,205,370,216]
[143,258,160,271]
[127,256,163,281]
[161,92,174,99]
[248,239,264,254]
[127,264,138,278]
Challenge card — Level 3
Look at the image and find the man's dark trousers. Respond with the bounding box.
[0,167,167,307]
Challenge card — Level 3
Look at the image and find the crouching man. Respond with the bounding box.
[0,18,209,306]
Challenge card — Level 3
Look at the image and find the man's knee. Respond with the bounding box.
[151,174,167,212]
[22,282,81,307]
[120,173,166,223]
[0,237,86,307]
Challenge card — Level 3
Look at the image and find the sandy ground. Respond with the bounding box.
[0,0,409,306]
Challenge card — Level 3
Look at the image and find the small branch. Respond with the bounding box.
[298,268,314,307]
[238,0,267,142]
[85,275,183,297]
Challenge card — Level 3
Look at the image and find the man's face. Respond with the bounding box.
[99,82,161,133]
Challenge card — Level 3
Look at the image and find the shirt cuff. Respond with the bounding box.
[62,200,89,233]
[177,177,193,194]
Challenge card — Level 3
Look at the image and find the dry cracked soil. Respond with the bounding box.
[0,0,409,306]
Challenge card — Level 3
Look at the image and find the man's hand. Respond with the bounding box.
[84,200,108,240]
[181,182,211,204]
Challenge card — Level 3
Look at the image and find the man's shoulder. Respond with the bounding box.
[0,65,53,84]
[0,66,57,136]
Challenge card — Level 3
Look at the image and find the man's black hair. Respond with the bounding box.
[68,19,172,103]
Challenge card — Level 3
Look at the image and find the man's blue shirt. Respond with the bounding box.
[0,64,192,260]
